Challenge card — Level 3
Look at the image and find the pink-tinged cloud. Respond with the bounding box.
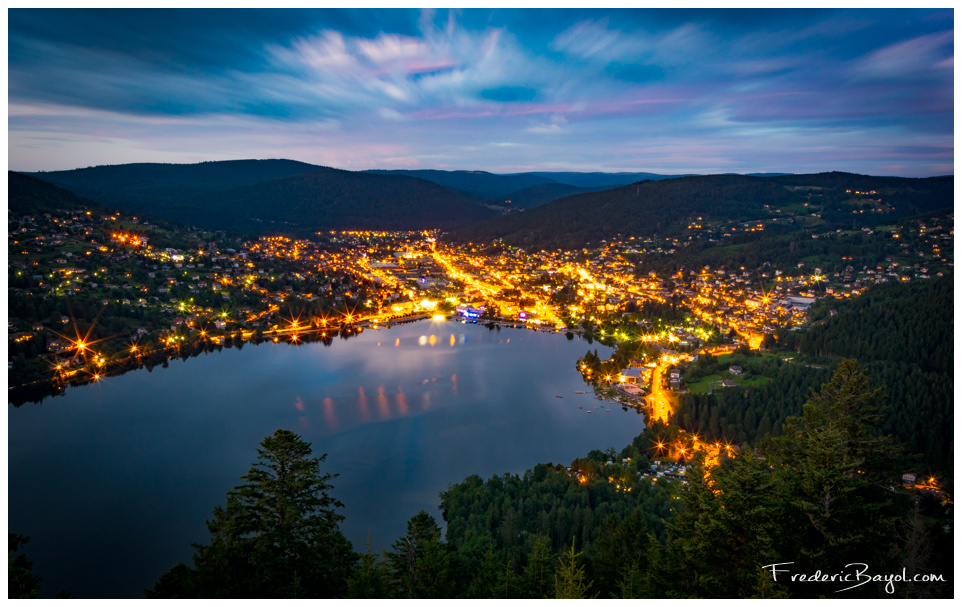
[851,30,954,80]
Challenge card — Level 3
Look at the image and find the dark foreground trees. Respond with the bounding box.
[655,360,951,599]
[9,534,41,599]
[146,429,356,598]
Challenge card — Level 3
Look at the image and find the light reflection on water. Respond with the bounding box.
[8,321,642,598]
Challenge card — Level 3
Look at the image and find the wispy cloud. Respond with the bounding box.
[6,8,954,176]
[850,30,954,80]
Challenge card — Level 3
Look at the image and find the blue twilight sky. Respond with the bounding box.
[7,8,955,176]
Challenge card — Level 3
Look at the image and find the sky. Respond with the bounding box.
[7,8,955,176]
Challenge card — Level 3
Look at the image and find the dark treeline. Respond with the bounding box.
[451,174,796,249]
[27,162,498,235]
[449,172,952,250]
[8,172,111,215]
[126,361,953,599]
[794,274,953,469]
[642,225,893,276]
[795,275,952,376]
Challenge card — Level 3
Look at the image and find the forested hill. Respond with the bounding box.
[797,274,953,468]
[365,169,555,199]
[25,161,499,234]
[500,182,606,210]
[365,169,688,209]
[676,274,954,470]
[194,168,499,232]
[8,171,109,215]
[448,172,954,249]
[528,171,690,188]
[29,159,322,205]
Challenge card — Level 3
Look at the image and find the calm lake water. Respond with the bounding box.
[8,320,644,598]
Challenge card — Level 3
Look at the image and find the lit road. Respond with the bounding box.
[646,361,674,424]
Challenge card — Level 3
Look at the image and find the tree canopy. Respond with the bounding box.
[147,429,356,598]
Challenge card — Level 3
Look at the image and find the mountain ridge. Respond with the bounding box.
[447,171,954,249]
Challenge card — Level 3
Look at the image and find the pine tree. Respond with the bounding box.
[385,510,453,598]
[8,534,41,599]
[151,429,356,598]
[346,532,393,598]
[553,538,594,598]
[522,533,555,598]
[773,361,906,596]
[664,449,784,598]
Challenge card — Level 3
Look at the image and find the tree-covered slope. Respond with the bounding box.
[501,182,607,210]
[449,172,953,249]
[366,169,691,206]
[450,174,796,248]
[8,171,109,214]
[365,169,555,199]
[193,167,499,232]
[528,171,689,188]
[29,159,322,206]
[797,274,953,468]
[677,274,953,470]
[26,161,499,234]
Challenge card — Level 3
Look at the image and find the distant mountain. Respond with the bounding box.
[366,168,690,208]
[501,182,608,210]
[193,167,498,232]
[448,172,954,249]
[8,171,108,214]
[27,161,498,234]
[528,171,691,188]
[365,169,555,199]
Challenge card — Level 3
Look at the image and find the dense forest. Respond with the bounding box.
[448,172,953,250]
[676,275,953,470]
[26,161,498,234]
[365,168,682,200]
[676,353,835,445]
[366,169,556,199]
[8,172,109,215]
[795,275,952,468]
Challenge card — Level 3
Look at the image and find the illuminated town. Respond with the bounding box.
[9,203,954,476]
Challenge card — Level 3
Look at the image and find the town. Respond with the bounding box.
[9,198,953,434]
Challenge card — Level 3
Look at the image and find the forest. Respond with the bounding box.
[448,172,953,250]
[25,162,498,235]
[675,275,952,470]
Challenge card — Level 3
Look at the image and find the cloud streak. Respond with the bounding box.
[7,8,954,176]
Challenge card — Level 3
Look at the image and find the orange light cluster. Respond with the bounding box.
[111,232,144,247]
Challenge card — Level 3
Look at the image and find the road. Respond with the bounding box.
[646,360,674,424]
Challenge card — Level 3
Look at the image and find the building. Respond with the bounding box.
[620,368,646,384]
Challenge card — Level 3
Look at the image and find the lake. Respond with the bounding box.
[8,320,644,598]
